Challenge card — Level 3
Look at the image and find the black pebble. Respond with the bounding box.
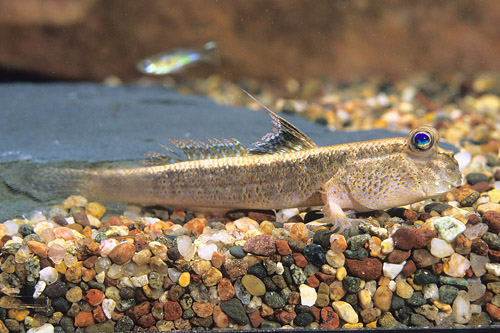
[294,312,314,327]
[303,243,326,266]
[248,263,268,279]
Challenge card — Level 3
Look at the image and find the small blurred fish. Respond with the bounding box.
[136,41,217,75]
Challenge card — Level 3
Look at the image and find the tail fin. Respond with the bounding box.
[0,161,90,204]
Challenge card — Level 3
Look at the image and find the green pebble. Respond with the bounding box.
[116,298,136,312]
[261,320,282,329]
[466,172,489,185]
[439,285,459,304]
[290,264,307,285]
[411,313,430,327]
[413,269,439,285]
[439,276,468,288]
[220,298,249,325]
[348,234,371,250]
[343,276,362,293]
[182,307,195,319]
[85,321,116,332]
[407,291,426,307]
[18,223,34,237]
[94,233,108,243]
[483,232,500,251]
[391,295,405,310]
[229,245,246,258]
[148,271,164,289]
[264,291,286,309]
[115,316,134,332]
[344,248,368,260]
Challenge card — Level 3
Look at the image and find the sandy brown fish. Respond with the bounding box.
[5,106,462,231]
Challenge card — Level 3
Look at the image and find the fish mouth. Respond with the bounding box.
[423,177,462,198]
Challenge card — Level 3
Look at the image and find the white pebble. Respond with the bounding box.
[168,268,182,283]
[383,261,406,280]
[38,267,59,285]
[299,284,317,306]
[332,301,359,324]
[276,262,284,275]
[198,243,217,260]
[95,271,105,284]
[455,151,472,170]
[131,274,149,287]
[423,283,439,300]
[469,253,490,277]
[430,238,455,258]
[452,290,471,324]
[2,220,19,235]
[33,280,46,298]
[102,298,116,319]
[485,263,500,277]
[433,216,466,243]
[27,323,54,333]
[177,235,196,260]
[276,208,300,223]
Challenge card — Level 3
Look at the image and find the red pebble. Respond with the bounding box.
[320,306,339,329]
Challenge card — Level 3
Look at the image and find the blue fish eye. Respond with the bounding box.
[412,131,432,151]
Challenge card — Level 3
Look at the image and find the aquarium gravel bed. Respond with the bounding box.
[1,75,500,332]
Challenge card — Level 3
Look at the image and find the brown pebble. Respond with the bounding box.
[193,302,213,318]
[482,211,500,234]
[392,228,417,250]
[164,301,183,321]
[243,234,276,256]
[315,271,336,285]
[387,249,411,264]
[288,291,300,305]
[472,238,489,256]
[52,213,68,226]
[137,313,156,328]
[211,251,226,269]
[402,260,417,277]
[85,289,105,307]
[344,258,383,280]
[486,303,500,320]
[320,306,339,329]
[248,211,276,222]
[73,211,91,227]
[126,301,151,322]
[489,249,500,262]
[403,210,418,222]
[213,305,229,328]
[453,234,472,255]
[248,309,264,328]
[108,242,135,265]
[276,310,296,324]
[74,311,94,327]
[27,241,49,259]
[83,256,98,269]
[190,316,213,328]
[432,263,443,275]
[93,305,106,323]
[412,249,440,268]
[474,291,494,306]
[222,259,248,281]
[468,214,481,225]
[414,229,438,248]
[65,266,82,284]
[306,274,320,288]
[217,278,235,301]
[292,253,308,268]
[276,239,292,256]
[471,181,491,193]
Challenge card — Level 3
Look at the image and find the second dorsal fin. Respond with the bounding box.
[242,89,317,155]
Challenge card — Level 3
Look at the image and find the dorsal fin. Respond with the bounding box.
[144,138,248,165]
[242,89,317,155]
[143,90,317,165]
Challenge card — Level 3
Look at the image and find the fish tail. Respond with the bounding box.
[0,161,91,203]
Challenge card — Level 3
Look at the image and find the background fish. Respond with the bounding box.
[136,41,217,75]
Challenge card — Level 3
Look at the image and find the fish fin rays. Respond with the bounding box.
[143,90,317,165]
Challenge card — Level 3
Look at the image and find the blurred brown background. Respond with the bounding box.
[0,0,499,82]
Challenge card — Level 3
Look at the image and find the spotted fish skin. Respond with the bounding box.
[20,113,461,231]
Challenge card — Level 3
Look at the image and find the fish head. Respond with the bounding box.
[345,125,462,211]
[403,125,462,198]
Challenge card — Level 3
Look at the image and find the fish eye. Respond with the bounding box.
[410,131,433,151]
